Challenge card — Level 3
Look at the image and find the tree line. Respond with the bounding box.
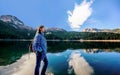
[0,20,120,40]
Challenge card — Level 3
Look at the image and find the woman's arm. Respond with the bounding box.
[32,33,42,52]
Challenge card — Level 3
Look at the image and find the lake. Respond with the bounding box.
[0,41,120,75]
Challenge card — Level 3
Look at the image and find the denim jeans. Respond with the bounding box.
[34,51,48,75]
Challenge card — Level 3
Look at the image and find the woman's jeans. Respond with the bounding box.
[34,51,48,75]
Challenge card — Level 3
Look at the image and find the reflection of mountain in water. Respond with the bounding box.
[83,48,120,53]
[83,49,104,53]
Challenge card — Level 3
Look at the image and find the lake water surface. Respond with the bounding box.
[0,41,120,75]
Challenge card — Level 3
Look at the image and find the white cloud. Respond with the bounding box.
[67,0,94,31]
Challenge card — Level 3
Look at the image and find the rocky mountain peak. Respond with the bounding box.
[0,15,24,26]
[82,28,101,32]
[0,15,34,30]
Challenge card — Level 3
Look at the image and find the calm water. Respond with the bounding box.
[0,41,120,75]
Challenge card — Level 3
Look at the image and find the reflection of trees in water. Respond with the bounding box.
[0,41,30,65]
[48,41,120,52]
[0,41,120,66]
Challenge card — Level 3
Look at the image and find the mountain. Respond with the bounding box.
[0,15,66,39]
[0,15,120,40]
[82,28,120,33]
[0,15,35,39]
[46,28,66,32]
[112,28,120,33]
[82,28,102,32]
[0,15,33,30]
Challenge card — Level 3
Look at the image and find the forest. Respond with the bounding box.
[0,20,120,40]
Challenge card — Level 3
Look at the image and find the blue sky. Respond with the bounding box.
[0,0,120,31]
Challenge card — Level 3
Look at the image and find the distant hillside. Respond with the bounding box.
[0,15,66,39]
[112,28,120,33]
[45,28,120,40]
[82,28,120,33]
[45,31,120,40]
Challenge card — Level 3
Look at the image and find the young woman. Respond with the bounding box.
[32,25,48,75]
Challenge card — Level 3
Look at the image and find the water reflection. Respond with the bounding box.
[0,41,120,66]
[0,41,29,65]
[0,49,120,75]
[83,49,103,53]
[0,53,35,75]
[47,41,120,52]
[68,51,94,75]
[0,41,120,75]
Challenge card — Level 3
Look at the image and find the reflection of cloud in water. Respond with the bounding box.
[0,53,54,75]
[68,51,94,75]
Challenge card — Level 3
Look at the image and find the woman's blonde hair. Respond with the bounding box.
[36,25,44,34]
